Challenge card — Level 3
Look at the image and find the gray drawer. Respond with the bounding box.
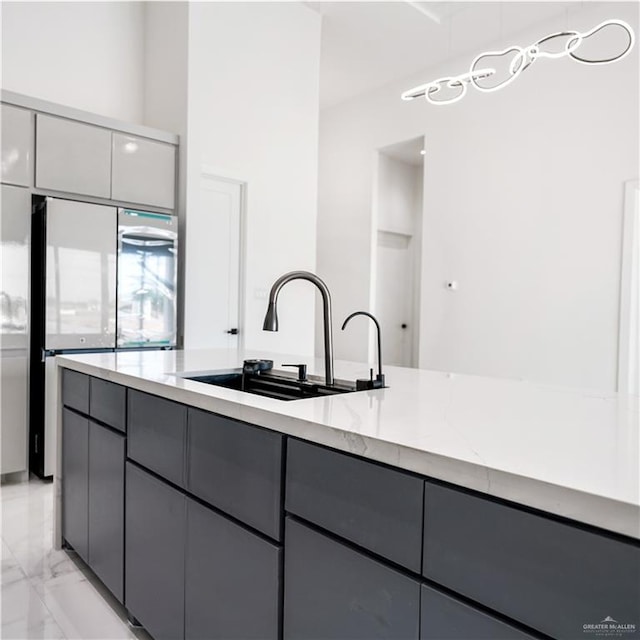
[284,517,420,640]
[62,369,89,414]
[420,584,538,639]
[90,377,126,432]
[286,439,423,572]
[423,482,640,640]
[127,390,187,487]
[187,409,283,540]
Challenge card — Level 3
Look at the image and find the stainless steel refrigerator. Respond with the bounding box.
[30,197,177,477]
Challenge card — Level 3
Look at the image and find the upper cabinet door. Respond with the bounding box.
[1,104,33,187]
[111,134,175,210]
[1,185,30,349]
[35,114,111,198]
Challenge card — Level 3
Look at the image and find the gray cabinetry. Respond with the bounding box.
[35,114,111,198]
[286,438,423,572]
[127,390,187,486]
[62,408,89,561]
[423,482,640,639]
[185,497,280,640]
[62,368,90,415]
[88,422,125,602]
[58,373,640,640]
[61,371,125,602]
[284,517,420,640]
[187,408,283,540]
[125,462,186,640]
[111,133,175,210]
[1,104,33,186]
[89,377,126,433]
[420,585,537,639]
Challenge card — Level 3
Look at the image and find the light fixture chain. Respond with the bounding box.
[401,18,635,106]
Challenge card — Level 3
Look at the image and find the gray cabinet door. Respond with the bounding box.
[125,462,186,640]
[284,517,420,640]
[423,482,640,640]
[286,438,423,572]
[187,408,283,539]
[88,422,125,603]
[111,133,175,209]
[185,498,280,640]
[62,408,89,561]
[127,390,187,486]
[35,114,111,198]
[1,104,33,186]
[420,585,538,639]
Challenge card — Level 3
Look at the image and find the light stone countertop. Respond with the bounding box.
[56,348,640,540]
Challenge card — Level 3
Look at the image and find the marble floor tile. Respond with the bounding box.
[34,577,139,640]
[11,543,82,589]
[2,478,151,640]
[1,565,66,640]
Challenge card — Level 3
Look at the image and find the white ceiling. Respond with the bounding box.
[308,1,580,109]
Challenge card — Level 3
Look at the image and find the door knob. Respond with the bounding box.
[226,328,239,335]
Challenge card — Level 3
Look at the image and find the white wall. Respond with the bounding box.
[142,2,188,136]
[1,1,145,123]
[317,2,639,391]
[184,2,321,356]
[142,1,189,346]
[377,154,421,236]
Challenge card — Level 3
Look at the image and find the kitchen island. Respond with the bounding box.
[54,349,640,640]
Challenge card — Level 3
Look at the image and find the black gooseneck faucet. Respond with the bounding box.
[263,271,334,386]
[341,311,386,389]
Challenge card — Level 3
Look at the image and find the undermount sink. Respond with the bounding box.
[180,369,358,401]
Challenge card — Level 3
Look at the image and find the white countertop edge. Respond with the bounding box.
[56,357,640,540]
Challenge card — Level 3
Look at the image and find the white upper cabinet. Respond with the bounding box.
[111,134,175,210]
[1,104,33,187]
[35,114,112,198]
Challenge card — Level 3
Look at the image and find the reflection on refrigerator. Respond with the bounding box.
[118,209,177,348]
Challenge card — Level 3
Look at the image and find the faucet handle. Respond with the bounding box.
[281,363,308,382]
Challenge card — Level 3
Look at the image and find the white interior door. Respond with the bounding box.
[185,175,242,349]
[376,231,415,367]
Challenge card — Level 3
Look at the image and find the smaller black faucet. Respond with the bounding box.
[341,311,386,390]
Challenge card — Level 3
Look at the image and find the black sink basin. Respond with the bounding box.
[184,371,356,401]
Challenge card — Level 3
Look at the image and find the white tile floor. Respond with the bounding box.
[1,477,152,640]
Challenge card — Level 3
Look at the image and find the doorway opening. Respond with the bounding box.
[184,173,245,350]
[371,137,424,368]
